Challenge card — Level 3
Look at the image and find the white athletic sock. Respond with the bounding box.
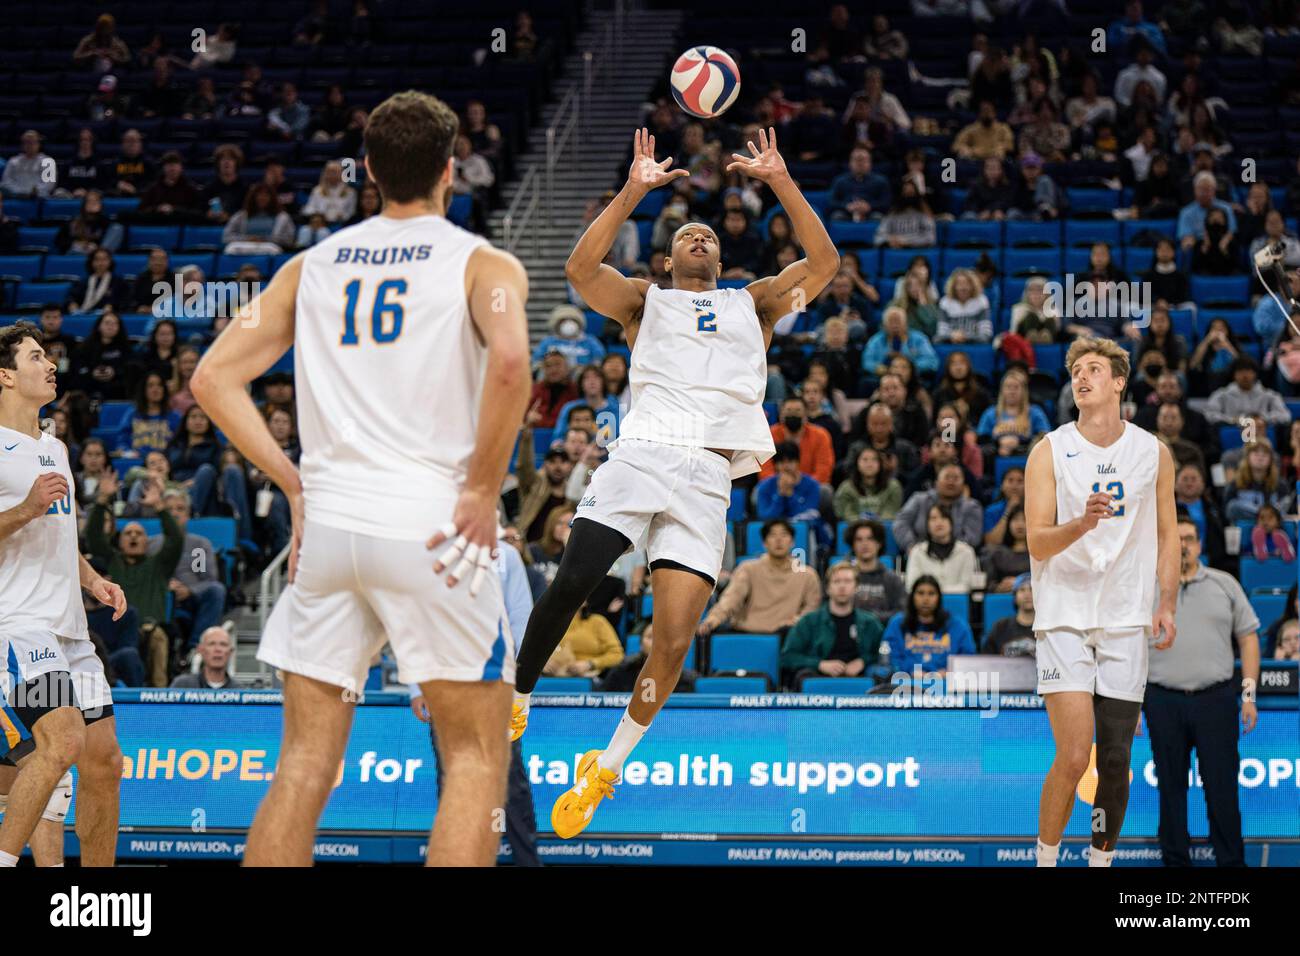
[50,863,64,867]
[513,690,531,714]
[1036,839,1059,867]
[597,711,650,775]
[0,850,17,868]
[1088,846,1115,868]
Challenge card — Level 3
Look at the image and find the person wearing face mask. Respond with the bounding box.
[531,304,606,370]
[1191,208,1239,276]
[758,398,834,484]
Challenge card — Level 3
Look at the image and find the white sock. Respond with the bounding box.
[0,850,17,868]
[513,690,531,714]
[597,711,650,775]
[1036,839,1059,867]
[50,863,64,867]
[1088,846,1115,868]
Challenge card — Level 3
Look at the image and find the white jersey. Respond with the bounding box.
[294,214,489,540]
[1030,421,1161,631]
[0,425,87,641]
[616,284,775,478]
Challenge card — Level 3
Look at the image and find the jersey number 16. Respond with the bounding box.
[341,278,407,345]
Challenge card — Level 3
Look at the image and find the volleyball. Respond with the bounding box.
[670,45,741,119]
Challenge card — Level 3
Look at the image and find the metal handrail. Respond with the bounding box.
[502,163,542,256]
[256,541,292,675]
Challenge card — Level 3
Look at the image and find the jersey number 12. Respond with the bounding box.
[341,278,407,345]
[1091,480,1125,517]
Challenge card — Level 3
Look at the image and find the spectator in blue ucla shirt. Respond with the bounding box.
[862,306,939,377]
[756,442,823,522]
[881,574,976,676]
[531,305,605,369]
[828,147,891,221]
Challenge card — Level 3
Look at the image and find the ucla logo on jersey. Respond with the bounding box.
[39,455,56,467]
[1097,463,1116,475]
[30,647,58,664]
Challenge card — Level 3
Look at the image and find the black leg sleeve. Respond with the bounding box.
[1091,694,1143,851]
[514,518,632,694]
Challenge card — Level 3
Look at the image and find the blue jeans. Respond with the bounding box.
[101,222,125,252]
[266,488,292,556]
[191,464,254,541]
[181,580,227,646]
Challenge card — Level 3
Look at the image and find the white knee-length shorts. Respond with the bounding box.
[258,519,514,693]
[1035,626,1150,702]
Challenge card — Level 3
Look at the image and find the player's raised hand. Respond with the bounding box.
[627,127,688,194]
[726,127,790,184]
[1078,491,1114,532]
[90,576,127,621]
[427,486,499,597]
[24,472,68,518]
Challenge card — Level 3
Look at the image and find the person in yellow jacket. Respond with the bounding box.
[543,604,625,678]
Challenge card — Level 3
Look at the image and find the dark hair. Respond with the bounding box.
[175,403,216,445]
[364,90,459,204]
[1229,354,1257,375]
[242,182,281,217]
[903,574,949,632]
[566,403,595,422]
[773,440,801,464]
[926,502,955,539]
[851,444,889,494]
[85,247,114,274]
[1001,503,1026,547]
[761,518,795,541]
[0,321,42,373]
[134,370,170,414]
[76,436,109,471]
[845,518,886,551]
[147,319,178,357]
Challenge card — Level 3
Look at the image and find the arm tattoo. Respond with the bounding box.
[773,272,808,300]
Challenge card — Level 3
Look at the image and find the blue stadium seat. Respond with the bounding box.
[447,194,471,226]
[42,254,86,280]
[881,247,936,277]
[1063,247,1092,275]
[113,254,150,279]
[16,227,60,251]
[800,677,874,695]
[694,676,768,694]
[532,677,593,693]
[763,401,778,425]
[1004,248,1061,276]
[995,455,1027,484]
[627,633,695,670]
[0,255,42,281]
[1065,189,1120,215]
[934,344,994,382]
[727,487,748,522]
[101,198,140,218]
[1249,593,1288,634]
[946,220,1001,248]
[93,401,135,444]
[744,520,811,557]
[1169,308,1196,342]
[4,199,39,222]
[180,225,225,250]
[632,191,667,219]
[827,220,878,246]
[1196,308,1253,342]
[941,247,1000,274]
[1190,275,1250,307]
[216,254,271,278]
[187,517,237,552]
[127,225,182,251]
[1122,219,1178,245]
[39,198,84,221]
[709,633,779,682]
[62,314,98,338]
[1033,344,1065,380]
[1122,246,1155,274]
[942,593,969,619]
[15,282,71,308]
[1064,219,1121,247]
[1005,220,1061,247]
[1240,557,1297,593]
[983,591,1014,625]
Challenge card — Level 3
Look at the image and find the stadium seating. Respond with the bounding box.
[627,633,696,671]
[1240,558,1297,594]
[694,676,768,694]
[800,677,875,695]
[533,677,594,694]
[708,634,779,684]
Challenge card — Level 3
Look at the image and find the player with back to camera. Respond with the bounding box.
[511,127,840,838]
[0,322,128,868]
[191,91,532,867]
[1025,336,1178,868]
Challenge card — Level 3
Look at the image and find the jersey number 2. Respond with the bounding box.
[341,278,407,345]
[1091,480,1125,517]
[697,309,717,333]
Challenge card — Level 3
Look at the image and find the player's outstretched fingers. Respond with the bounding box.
[468,548,495,597]
[448,541,480,588]
[432,529,467,575]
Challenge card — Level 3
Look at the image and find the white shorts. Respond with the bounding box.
[576,438,731,582]
[258,519,514,693]
[1035,626,1151,702]
[0,631,110,725]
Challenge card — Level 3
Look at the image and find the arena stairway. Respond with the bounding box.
[488,4,685,341]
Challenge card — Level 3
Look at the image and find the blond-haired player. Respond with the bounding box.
[1025,336,1179,867]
